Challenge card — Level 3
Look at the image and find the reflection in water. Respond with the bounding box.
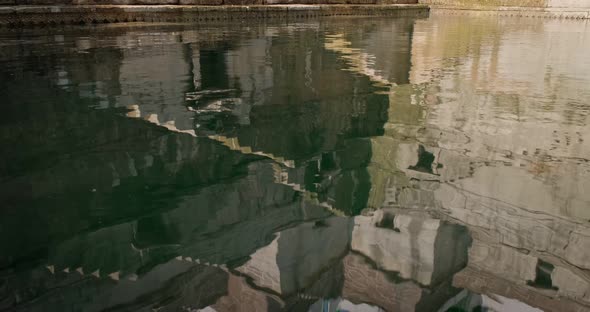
[0,15,589,312]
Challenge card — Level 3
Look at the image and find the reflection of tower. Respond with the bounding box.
[192,21,415,216]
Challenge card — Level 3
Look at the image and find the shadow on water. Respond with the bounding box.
[0,15,589,312]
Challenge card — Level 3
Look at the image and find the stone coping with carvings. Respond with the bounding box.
[430,5,590,18]
[0,4,430,26]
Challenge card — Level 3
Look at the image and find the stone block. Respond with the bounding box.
[264,0,293,3]
[224,0,263,5]
[419,0,545,6]
[134,0,179,4]
[18,0,73,4]
[377,0,417,3]
[264,0,323,3]
[76,0,181,3]
[105,0,137,4]
[179,0,223,4]
[348,0,377,4]
[548,0,590,8]
[72,0,136,4]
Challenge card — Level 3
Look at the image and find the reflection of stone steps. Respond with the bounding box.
[5,258,229,312]
[127,103,299,170]
[208,134,295,168]
[324,34,395,89]
[45,265,132,281]
[271,163,348,216]
[44,255,228,283]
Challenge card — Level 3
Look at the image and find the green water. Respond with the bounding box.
[1,15,590,312]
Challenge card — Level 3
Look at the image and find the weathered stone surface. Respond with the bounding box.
[378,0,418,3]
[548,0,590,7]
[430,6,590,19]
[421,0,590,18]
[0,4,430,26]
[419,0,546,6]
[421,0,590,7]
[10,0,418,3]
[17,0,73,4]
[224,0,264,5]
[138,0,179,3]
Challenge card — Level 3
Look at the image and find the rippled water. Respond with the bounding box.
[1,15,590,312]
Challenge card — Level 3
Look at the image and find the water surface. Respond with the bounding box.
[1,15,590,312]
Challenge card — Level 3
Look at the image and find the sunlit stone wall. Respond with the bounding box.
[419,0,546,6]
[419,0,590,8]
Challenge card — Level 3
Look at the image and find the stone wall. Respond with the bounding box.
[419,0,590,8]
[0,5,429,26]
[3,0,418,4]
[547,0,590,8]
[419,0,544,6]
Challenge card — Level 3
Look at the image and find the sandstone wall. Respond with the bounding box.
[419,0,590,8]
[4,0,418,5]
[547,0,590,8]
[419,0,546,6]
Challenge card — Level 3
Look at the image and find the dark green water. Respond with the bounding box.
[1,15,590,312]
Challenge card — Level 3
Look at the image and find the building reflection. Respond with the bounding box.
[365,15,590,312]
[1,14,590,312]
[0,19,439,312]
